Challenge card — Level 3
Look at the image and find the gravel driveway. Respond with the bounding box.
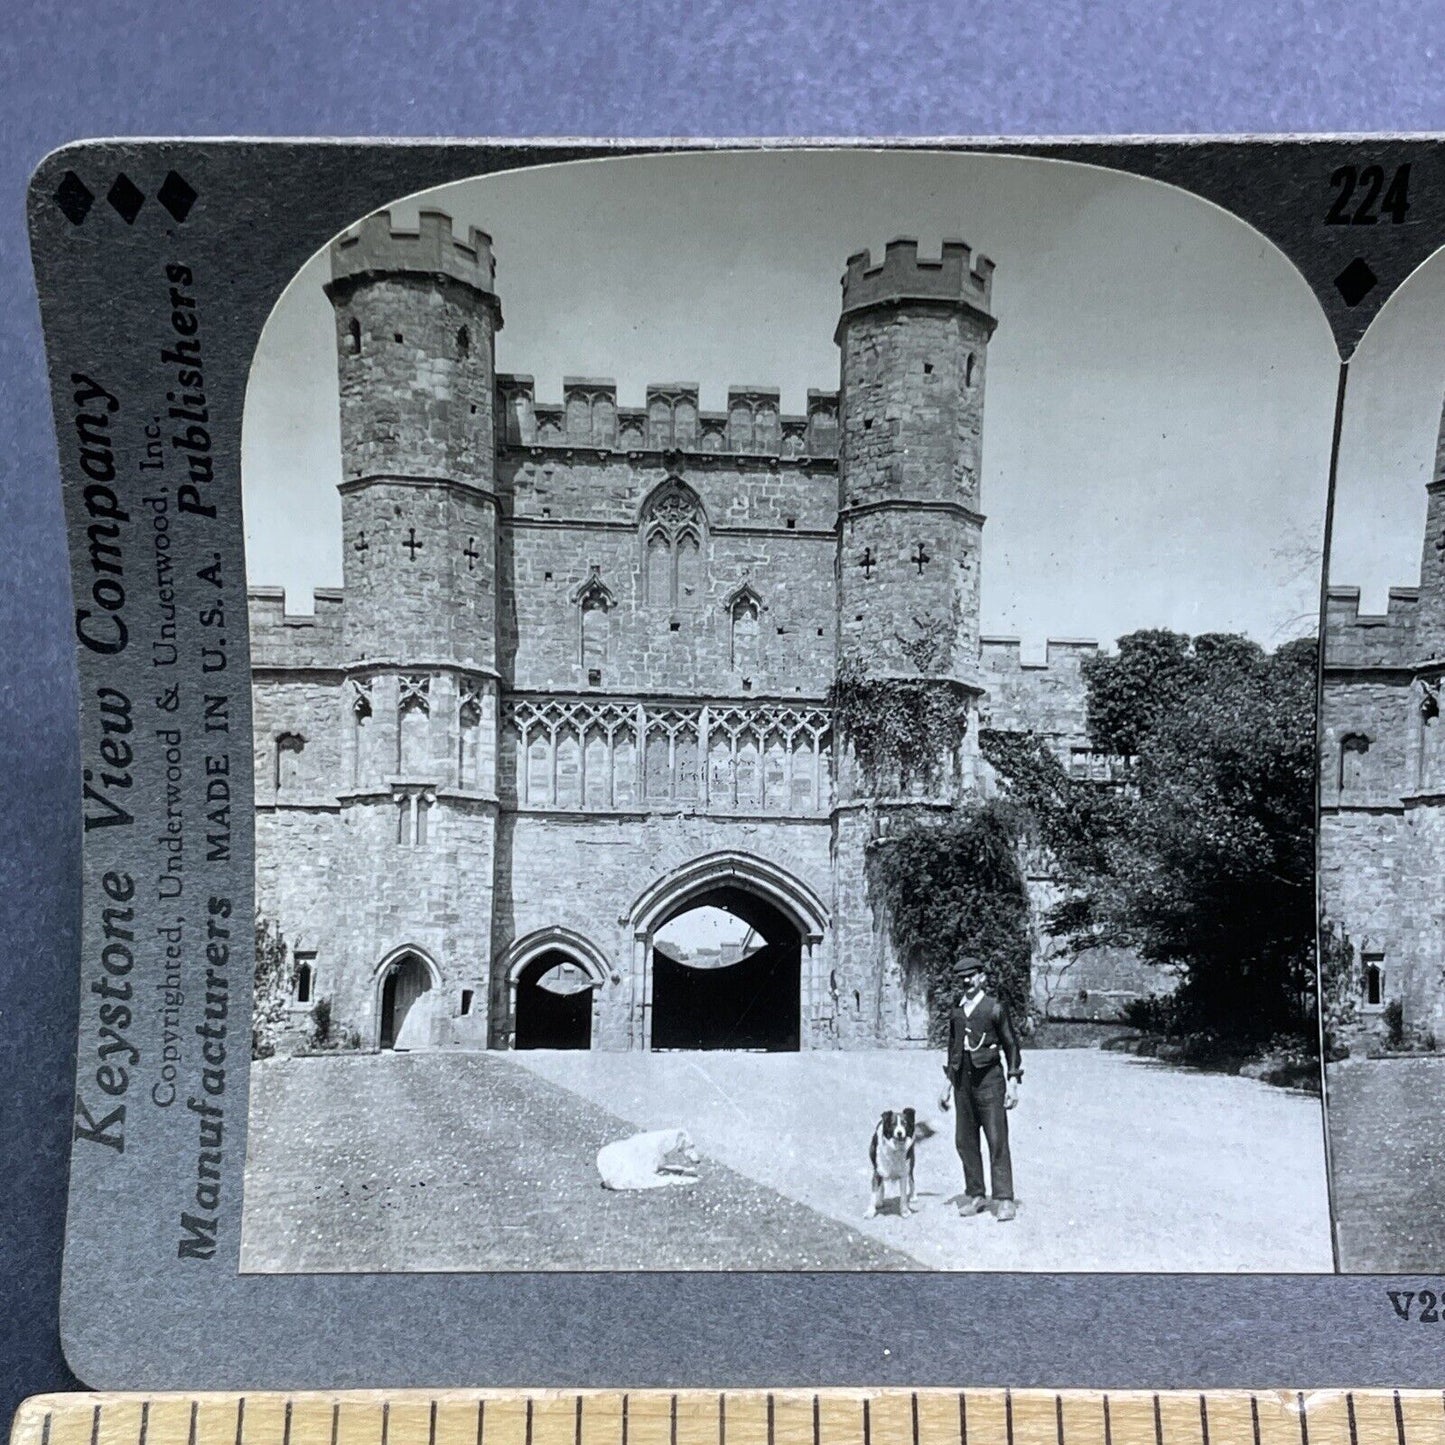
[1327,1055,1445,1272]
[241,1051,914,1272]
[241,1046,1331,1273]
[517,1047,1334,1271]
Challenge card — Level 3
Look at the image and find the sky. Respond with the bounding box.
[1330,249,1445,612]
[242,150,1344,653]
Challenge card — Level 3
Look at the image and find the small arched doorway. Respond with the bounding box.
[514,950,595,1049]
[379,950,434,1050]
[650,884,801,1051]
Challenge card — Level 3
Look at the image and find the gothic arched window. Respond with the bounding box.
[458,686,483,790]
[1363,955,1385,1012]
[397,676,431,775]
[573,566,617,669]
[726,585,762,674]
[640,481,706,609]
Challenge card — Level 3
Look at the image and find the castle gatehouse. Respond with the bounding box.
[250,208,1123,1052]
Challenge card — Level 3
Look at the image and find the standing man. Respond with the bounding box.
[937,955,1023,1221]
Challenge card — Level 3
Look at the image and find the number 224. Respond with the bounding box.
[1327,163,1411,225]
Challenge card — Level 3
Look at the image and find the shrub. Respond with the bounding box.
[252,914,293,1061]
[1384,997,1405,1049]
[1121,994,1181,1035]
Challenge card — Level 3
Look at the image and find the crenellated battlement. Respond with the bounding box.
[839,237,996,325]
[978,636,1097,741]
[249,587,345,669]
[330,208,496,296]
[1324,585,1421,668]
[981,636,1101,673]
[495,374,841,458]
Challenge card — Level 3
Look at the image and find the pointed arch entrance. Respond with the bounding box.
[625,852,829,1052]
[501,929,610,1050]
[376,947,439,1050]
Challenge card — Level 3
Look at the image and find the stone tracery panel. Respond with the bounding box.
[502,697,832,814]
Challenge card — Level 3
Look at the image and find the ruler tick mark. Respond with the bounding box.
[1153,1396,1162,1445]
[670,1395,677,1445]
[1055,1395,1064,1445]
[718,1393,726,1445]
[90,1403,100,1445]
[383,1402,390,1445]
[863,1399,871,1445]
[140,1400,151,1445]
[189,1401,199,1445]
[1298,1393,1309,1445]
[576,1394,584,1445]
[332,1404,340,1445]
[1101,1397,1111,1445]
[1199,1395,1209,1445]
[813,1396,820,1445]
[235,1401,246,1445]
[1347,1395,1359,1445]
[622,1395,629,1445]
[1395,1392,1407,1445]
[959,1392,968,1445]
[40,1414,51,1445]
[477,1400,485,1445]
[526,1399,533,1445]
[1006,1392,1014,1445]
[1250,1395,1261,1445]
[911,1394,919,1445]
[284,1401,293,1445]
[429,1402,437,1445]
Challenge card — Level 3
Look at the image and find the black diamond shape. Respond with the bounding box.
[1335,257,1378,308]
[157,170,197,222]
[106,173,145,224]
[54,171,93,225]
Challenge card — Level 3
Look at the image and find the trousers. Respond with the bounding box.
[953,1059,1013,1201]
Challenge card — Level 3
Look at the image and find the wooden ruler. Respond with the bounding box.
[10,1391,1445,1445]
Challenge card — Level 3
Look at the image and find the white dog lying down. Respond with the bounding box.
[597,1128,702,1190]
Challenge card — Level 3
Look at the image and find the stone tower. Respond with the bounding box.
[834,239,995,779]
[322,210,503,1047]
[1415,397,1445,667]
[828,238,998,1040]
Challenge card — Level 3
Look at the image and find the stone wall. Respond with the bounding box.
[491,811,836,1048]
[248,589,343,670]
[497,452,836,697]
[1319,676,1413,809]
[980,637,1101,766]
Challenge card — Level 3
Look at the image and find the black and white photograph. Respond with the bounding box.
[1320,245,1445,1273]
[235,150,1334,1274]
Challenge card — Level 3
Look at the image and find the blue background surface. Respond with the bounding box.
[5,0,1445,1421]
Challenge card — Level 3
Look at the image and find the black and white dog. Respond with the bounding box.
[867,1108,917,1218]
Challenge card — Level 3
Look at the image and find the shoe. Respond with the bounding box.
[957,1196,988,1217]
[994,1199,1017,1222]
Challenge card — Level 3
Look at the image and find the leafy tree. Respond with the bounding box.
[983,630,1317,1046]
[866,801,1033,1043]
[253,913,295,1060]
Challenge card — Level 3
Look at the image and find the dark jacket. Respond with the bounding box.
[945,992,1024,1082]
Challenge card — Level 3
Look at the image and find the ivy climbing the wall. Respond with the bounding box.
[865,801,1034,1044]
[829,656,972,793]
[253,913,295,1061]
